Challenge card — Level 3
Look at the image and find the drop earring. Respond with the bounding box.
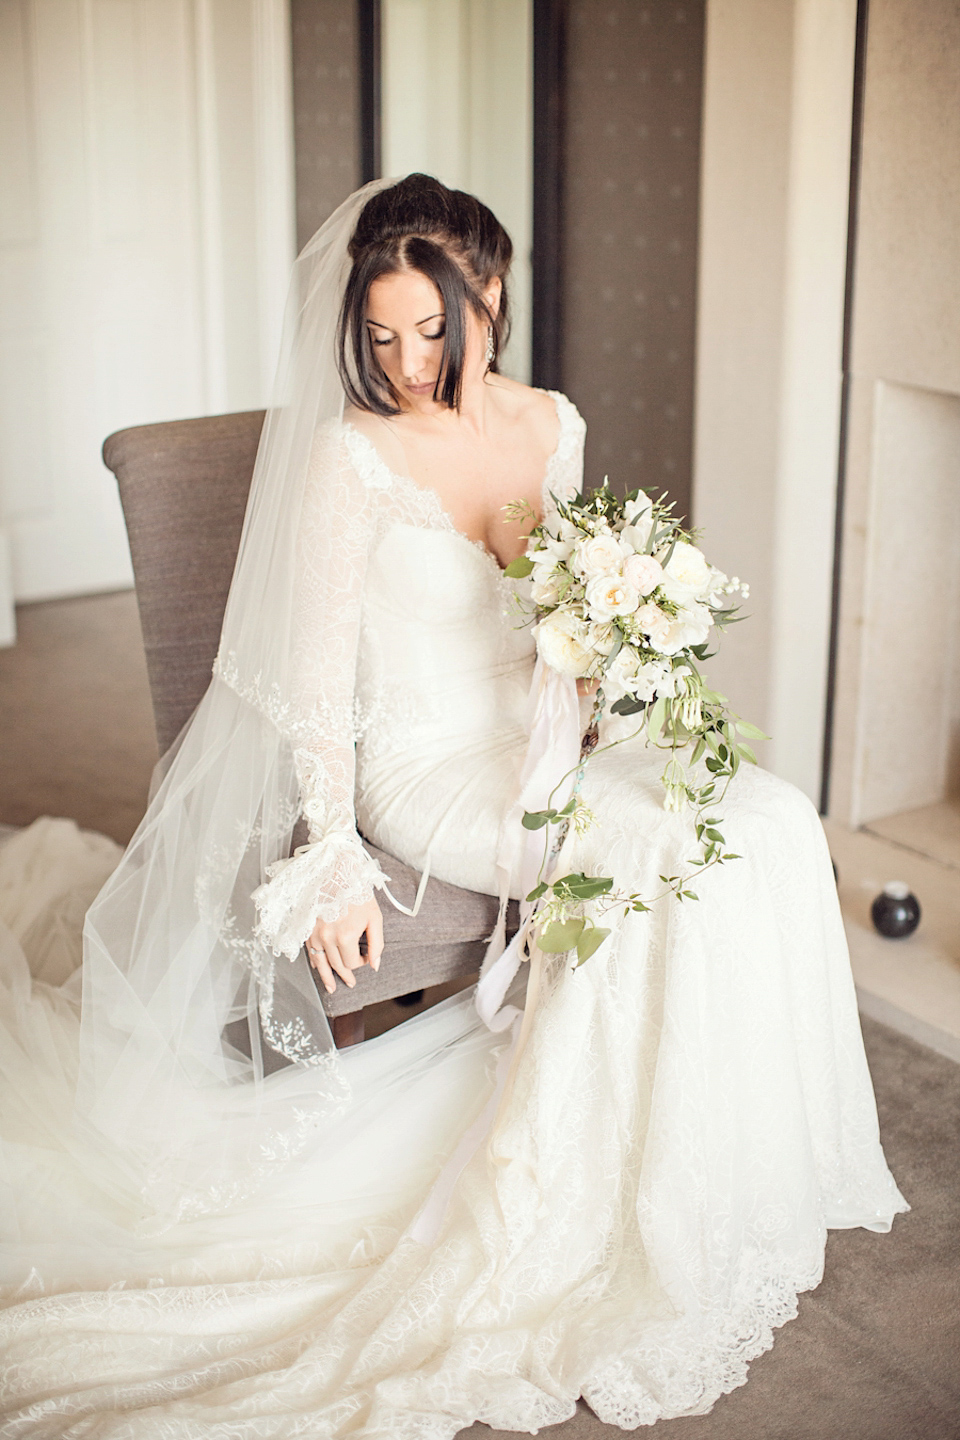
[485,326,495,366]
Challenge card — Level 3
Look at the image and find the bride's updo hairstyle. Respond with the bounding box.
[337,173,512,414]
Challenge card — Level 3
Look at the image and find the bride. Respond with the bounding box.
[0,175,905,1436]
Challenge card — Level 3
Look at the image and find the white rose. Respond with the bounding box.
[634,601,672,651]
[659,542,713,602]
[622,552,663,596]
[586,621,617,656]
[536,610,593,676]
[574,532,625,579]
[585,573,640,621]
[656,604,713,656]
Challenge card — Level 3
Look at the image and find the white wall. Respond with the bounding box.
[828,0,960,825]
[197,0,296,412]
[852,383,960,820]
[0,0,294,629]
[693,0,857,802]
[380,0,532,382]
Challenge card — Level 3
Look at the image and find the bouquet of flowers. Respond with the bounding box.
[504,484,764,965]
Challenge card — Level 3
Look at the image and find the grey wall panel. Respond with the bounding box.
[291,0,362,250]
[560,1,704,519]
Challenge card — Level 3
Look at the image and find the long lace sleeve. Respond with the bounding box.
[252,423,388,960]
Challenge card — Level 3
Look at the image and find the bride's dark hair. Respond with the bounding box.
[337,173,512,414]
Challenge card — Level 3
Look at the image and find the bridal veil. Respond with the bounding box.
[2,179,399,1239]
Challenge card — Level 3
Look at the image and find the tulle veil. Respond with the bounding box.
[26,179,396,1232]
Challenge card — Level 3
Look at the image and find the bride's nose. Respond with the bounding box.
[399,335,430,381]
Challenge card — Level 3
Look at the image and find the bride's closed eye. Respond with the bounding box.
[367,325,445,347]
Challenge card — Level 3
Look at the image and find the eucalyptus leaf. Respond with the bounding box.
[737,743,758,765]
[647,695,667,744]
[575,925,611,965]
[537,917,586,953]
[504,555,535,579]
[734,720,767,740]
[526,881,548,902]
[522,810,552,830]
[565,876,614,900]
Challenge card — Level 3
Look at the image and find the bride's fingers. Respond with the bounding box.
[322,939,356,989]
[307,944,337,995]
[339,933,365,970]
[366,908,384,972]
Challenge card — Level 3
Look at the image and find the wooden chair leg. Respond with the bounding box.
[331,1010,365,1048]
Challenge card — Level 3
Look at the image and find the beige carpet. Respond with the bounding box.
[3,595,959,1438]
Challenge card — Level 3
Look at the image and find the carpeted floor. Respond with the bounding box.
[0,592,156,845]
[461,1015,960,1440]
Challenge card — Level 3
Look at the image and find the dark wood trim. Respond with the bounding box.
[331,1010,366,1047]
[819,0,870,816]
[531,0,565,390]
[359,0,381,183]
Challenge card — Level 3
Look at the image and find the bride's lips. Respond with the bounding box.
[404,380,437,396]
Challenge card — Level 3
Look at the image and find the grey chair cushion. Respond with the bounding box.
[102,412,519,1019]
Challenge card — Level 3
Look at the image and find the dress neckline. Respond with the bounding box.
[341,389,578,575]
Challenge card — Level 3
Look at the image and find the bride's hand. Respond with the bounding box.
[306,897,384,995]
[577,677,600,697]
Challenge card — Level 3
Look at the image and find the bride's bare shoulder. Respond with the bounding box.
[488,376,561,445]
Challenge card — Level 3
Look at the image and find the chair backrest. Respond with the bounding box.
[102,410,265,755]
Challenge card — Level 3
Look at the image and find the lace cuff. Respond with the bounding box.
[252,828,386,961]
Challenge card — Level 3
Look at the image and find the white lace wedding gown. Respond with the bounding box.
[0,392,905,1436]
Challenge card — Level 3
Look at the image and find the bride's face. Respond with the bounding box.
[365,268,498,412]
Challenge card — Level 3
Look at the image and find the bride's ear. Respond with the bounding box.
[484,276,502,320]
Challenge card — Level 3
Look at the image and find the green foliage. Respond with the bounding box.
[537,917,585,952]
[504,554,534,579]
[574,925,610,965]
[521,797,576,830]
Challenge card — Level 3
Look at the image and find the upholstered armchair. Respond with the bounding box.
[103,411,516,1049]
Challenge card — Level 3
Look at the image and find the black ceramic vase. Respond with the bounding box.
[870,882,921,939]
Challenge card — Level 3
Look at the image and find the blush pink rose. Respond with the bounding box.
[622,552,663,596]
